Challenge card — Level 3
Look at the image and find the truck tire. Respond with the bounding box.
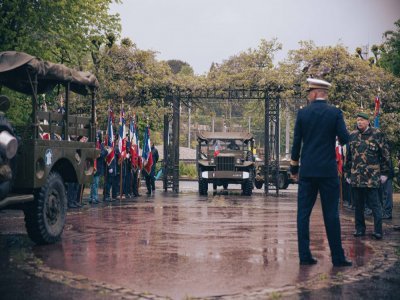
[199,179,208,196]
[24,172,67,244]
[278,172,289,189]
[242,172,253,196]
[254,179,264,189]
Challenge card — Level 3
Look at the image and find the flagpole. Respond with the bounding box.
[339,174,343,209]
[104,101,110,202]
[119,99,124,202]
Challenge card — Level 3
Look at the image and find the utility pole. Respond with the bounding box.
[248,116,251,133]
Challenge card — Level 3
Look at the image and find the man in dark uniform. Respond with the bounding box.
[344,112,390,239]
[290,78,352,267]
[105,135,120,201]
[145,144,159,195]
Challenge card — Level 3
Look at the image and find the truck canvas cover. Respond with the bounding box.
[0,51,98,95]
[197,131,253,142]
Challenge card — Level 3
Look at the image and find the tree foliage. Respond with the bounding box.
[379,19,400,77]
[0,0,121,66]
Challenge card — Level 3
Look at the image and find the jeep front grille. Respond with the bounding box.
[216,156,235,171]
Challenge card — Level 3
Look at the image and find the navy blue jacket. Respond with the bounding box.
[291,100,349,177]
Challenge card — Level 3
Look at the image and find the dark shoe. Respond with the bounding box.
[372,232,383,240]
[333,258,352,267]
[382,214,392,220]
[300,257,318,265]
[146,191,151,195]
[68,203,78,208]
[92,200,99,204]
[353,231,365,237]
[73,202,82,208]
[364,208,372,216]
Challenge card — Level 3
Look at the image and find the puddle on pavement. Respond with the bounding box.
[32,194,374,299]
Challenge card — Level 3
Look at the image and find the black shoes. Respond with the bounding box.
[353,231,365,237]
[300,256,352,267]
[382,213,392,220]
[372,232,383,240]
[300,257,318,265]
[68,201,81,208]
[333,258,353,267]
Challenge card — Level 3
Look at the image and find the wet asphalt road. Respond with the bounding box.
[1,182,399,299]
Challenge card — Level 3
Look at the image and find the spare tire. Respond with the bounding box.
[0,115,18,200]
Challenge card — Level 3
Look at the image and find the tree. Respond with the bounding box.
[380,19,400,77]
[0,0,121,66]
[167,60,193,75]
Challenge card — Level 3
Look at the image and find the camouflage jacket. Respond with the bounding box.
[344,127,390,188]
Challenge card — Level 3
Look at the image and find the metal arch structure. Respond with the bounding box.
[159,87,282,194]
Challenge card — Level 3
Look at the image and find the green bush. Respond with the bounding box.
[179,162,197,179]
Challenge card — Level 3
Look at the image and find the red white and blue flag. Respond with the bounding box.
[373,96,381,128]
[129,116,140,170]
[105,107,115,166]
[214,141,221,157]
[142,125,153,174]
[335,140,343,176]
[118,107,127,160]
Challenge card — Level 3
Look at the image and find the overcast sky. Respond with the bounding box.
[110,0,400,75]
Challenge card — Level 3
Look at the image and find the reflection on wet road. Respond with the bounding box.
[31,189,373,299]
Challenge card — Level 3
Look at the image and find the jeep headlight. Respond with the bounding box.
[210,158,215,164]
[236,158,241,164]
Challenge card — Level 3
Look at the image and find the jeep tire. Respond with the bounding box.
[24,172,67,244]
[199,179,208,196]
[242,172,253,196]
[278,172,289,190]
[254,179,263,189]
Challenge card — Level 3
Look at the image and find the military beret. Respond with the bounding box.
[356,112,370,120]
[306,78,331,90]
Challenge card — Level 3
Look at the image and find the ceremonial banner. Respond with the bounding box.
[105,107,115,166]
[142,125,153,174]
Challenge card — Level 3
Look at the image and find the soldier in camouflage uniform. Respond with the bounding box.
[344,112,390,240]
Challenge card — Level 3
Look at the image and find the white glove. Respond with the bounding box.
[346,178,351,184]
[126,153,130,159]
[109,168,113,174]
[380,175,388,184]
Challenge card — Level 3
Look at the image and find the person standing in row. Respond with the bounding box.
[89,131,107,204]
[344,112,391,239]
[145,144,159,195]
[290,78,352,267]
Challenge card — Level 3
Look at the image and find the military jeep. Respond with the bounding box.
[0,51,99,244]
[196,131,255,196]
[254,160,294,190]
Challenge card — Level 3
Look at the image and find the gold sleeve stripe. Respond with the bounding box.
[290,160,299,166]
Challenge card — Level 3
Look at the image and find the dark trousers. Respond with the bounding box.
[132,170,140,196]
[343,180,352,206]
[297,177,345,263]
[380,179,393,216]
[105,175,119,199]
[145,174,154,193]
[352,187,382,234]
[123,170,132,196]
